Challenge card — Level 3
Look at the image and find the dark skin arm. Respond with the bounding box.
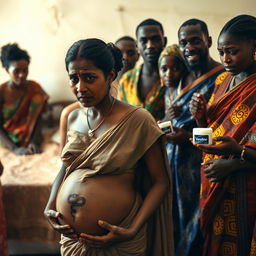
[202,158,256,182]
[162,104,191,145]
[189,93,208,127]
[0,92,39,155]
[163,105,182,122]
[194,136,256,182]
[0,160,3,176]
[0,126,33,155]
[28,117,44,154]
[79,138,169,248]
[166,126,191,145]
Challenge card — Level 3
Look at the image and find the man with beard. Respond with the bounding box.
[119,18,167,120]
[165,19,225,256]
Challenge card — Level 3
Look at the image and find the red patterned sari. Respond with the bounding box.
[200,73,256,256]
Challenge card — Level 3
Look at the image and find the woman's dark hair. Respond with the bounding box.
[65,38,123,79]
[0,43,30,69]
[218,14,256,41]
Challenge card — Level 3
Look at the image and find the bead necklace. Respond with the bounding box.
[86,97,116,138]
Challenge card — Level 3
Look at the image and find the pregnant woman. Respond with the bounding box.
[44,38,173,256]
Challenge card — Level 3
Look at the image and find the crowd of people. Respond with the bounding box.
[0,13,255,256]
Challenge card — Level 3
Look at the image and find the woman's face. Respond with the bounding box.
[67,58,113,108]
[7,59,29,86]
[217,32,256,76]
[159,55,185,88]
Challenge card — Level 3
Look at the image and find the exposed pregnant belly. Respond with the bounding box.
[56,170,135,235]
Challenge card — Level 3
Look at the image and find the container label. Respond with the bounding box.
[161,126,172,134]
[194,135,209,144]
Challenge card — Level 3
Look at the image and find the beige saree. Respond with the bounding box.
[60,107,174,256]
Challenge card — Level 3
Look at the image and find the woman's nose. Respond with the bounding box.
[223,53,231,64]
[18,71,26,78]
[166,69,172,78]
[76,80,87,92]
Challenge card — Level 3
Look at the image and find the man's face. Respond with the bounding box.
[137,25,166,65]
[115,40,139,73]
[178,24,210,70]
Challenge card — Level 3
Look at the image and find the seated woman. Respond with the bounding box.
[0,43,48,155]
[44,38,173,256]
[190,14,256,255]
[0,160,8,256]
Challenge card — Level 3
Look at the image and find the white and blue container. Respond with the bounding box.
[158,121,174,134]
[193,128,213,145]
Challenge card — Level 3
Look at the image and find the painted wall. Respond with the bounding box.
[0,0,255,102]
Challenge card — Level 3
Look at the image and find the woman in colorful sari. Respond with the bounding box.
[0,43,48,155]
[190,14,256,255]
[0,160,8,256]
[44,38,174,256]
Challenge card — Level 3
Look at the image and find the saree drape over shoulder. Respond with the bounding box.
[0,80,48,147]
[165,65,225,256]
[201,73,256,256]
[60,107,174,256]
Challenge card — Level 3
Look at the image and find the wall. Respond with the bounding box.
[0,0,255,102]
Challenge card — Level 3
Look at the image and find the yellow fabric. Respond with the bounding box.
[119,65,165,120]
[158,44,184,66]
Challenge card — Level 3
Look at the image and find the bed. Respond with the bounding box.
[0,101,74,254]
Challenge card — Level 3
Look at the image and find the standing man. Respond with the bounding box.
[119,18,167,120]
[167,19,226,256]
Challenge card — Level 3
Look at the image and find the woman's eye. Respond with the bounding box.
[84,74,96,82]
[70,75,78,84]
[218,51,224,57]
[230,51,238,56]
[172,67,180,72]
[161,67,167,73]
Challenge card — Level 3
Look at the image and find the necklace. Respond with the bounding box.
[86,97,116,137]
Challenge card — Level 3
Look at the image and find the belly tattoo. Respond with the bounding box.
[67,194,86,219]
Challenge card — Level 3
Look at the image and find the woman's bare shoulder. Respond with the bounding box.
[67,108,85,130]
[61,102,80,117]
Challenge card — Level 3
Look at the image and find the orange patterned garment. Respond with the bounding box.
[1,80,48,147]
[200,73,256,256]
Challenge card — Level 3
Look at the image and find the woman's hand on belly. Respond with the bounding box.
[44,209,79,240]
[79,220,135,248]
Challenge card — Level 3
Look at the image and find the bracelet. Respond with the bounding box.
[240,145,246,163]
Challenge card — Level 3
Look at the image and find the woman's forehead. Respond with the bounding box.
[68,58,96,72]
